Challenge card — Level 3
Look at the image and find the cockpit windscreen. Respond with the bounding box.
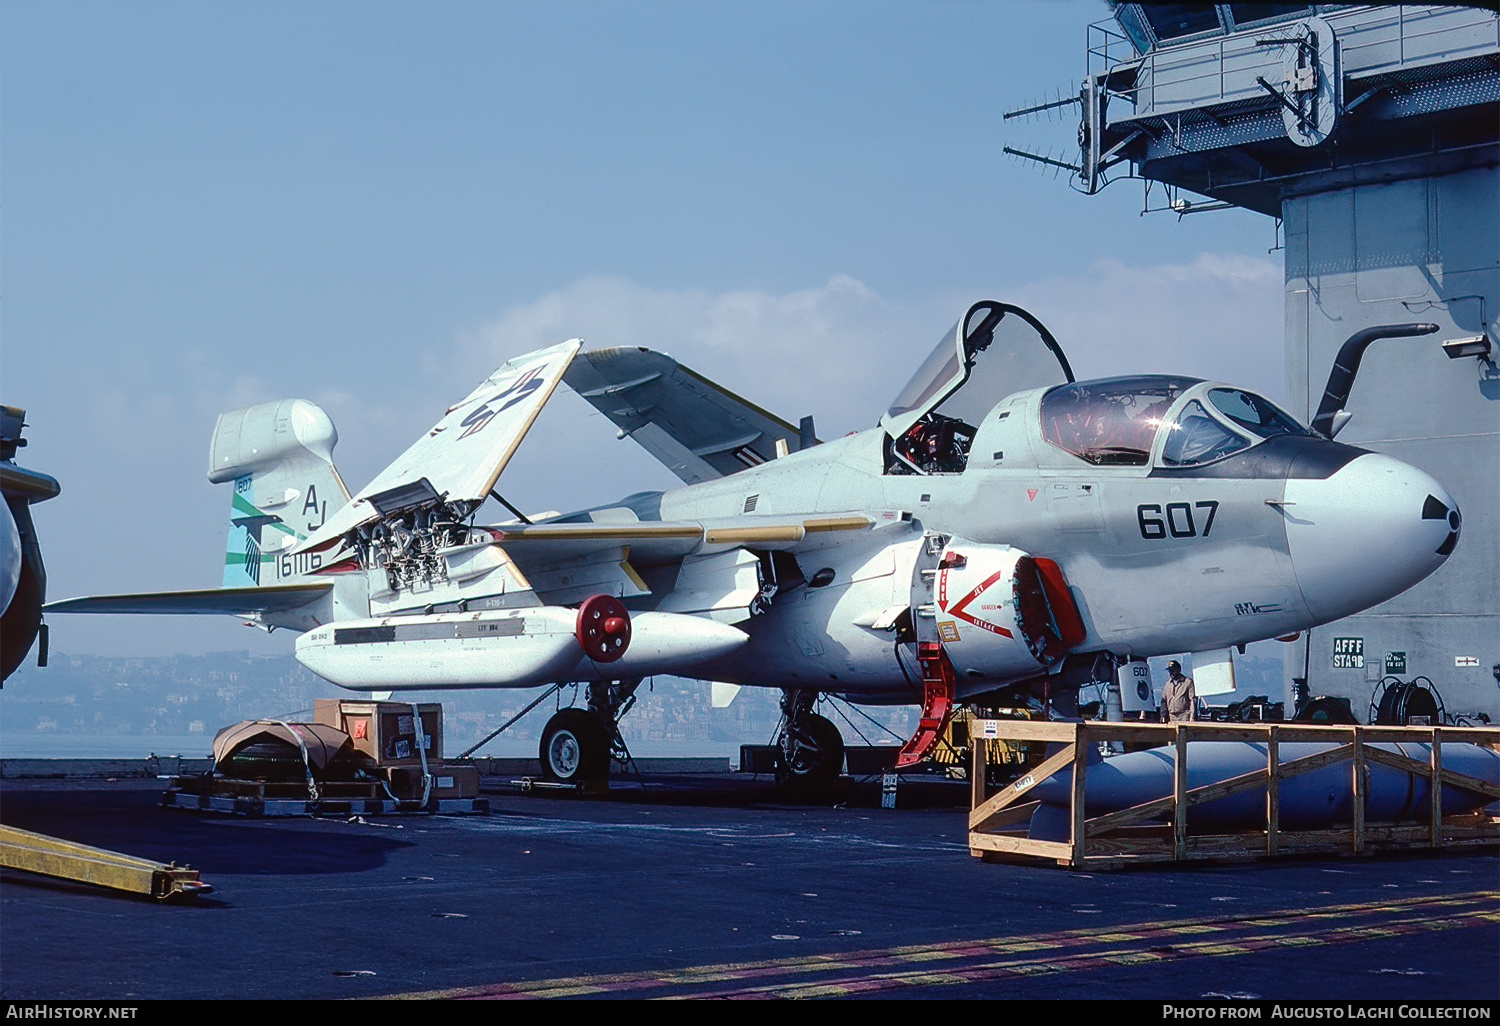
[1206,388,1308,439]
[1161,400,1249,466]
[1041,376,1198,466]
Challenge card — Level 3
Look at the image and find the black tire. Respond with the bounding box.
[777,712,845,791]
[539,708,609,784]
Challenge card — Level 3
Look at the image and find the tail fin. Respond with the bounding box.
[209,400,351,588]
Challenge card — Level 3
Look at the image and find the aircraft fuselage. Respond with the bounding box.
[626,380,1457,700]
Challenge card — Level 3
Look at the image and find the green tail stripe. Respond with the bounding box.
[230,491,302,537]
[224,553,274,567]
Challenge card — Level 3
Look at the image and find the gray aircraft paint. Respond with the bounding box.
[1048,3,1498,718]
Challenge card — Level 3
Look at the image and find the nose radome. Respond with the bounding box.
[1283,453,1458,623]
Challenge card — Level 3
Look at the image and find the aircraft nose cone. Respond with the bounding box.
[1283,453,1458,623]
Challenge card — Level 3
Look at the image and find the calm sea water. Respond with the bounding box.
[0,733,214,759]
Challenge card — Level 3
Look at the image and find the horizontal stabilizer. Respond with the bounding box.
[564,347,813,484]
[294,339,582,553]
[45,582,332,617]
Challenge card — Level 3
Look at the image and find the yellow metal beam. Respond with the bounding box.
[0,824,212,900]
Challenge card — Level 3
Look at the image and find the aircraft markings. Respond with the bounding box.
[392,890,1498,1000]
[1138,500,1220,540]
[940,567,1015,638]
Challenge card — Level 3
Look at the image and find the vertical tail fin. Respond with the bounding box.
[209,400,351,588]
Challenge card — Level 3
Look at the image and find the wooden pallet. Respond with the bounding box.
[966,721,1500,868]
[167,775,389,800]
[160,790,490,817]
[162,770,488,816]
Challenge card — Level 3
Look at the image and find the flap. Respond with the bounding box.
[488,514,879,567]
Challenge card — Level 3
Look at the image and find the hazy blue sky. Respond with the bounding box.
[2,1,1288,656]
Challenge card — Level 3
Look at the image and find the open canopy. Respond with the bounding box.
[880,301,1074,439]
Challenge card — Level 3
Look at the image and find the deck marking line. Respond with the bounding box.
[687,919,1496,999]
[660,904,1500,1000]
[396,890,1497,1000]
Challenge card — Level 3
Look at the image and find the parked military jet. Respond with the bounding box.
[47,302,1460,786]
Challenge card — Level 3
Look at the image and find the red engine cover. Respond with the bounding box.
[1013,555,1086,665]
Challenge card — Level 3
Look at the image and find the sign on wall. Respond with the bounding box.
[1332,637,1364,669]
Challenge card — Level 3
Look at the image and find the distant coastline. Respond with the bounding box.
[0,732,213,760]
[0,732,750,761]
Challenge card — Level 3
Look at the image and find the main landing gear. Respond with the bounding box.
[775,689,845,792]
[538,678,642,785]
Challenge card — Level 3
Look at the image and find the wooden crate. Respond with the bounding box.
[966,721,1500,868]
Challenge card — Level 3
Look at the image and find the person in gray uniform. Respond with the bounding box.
[1159,660,1196,723]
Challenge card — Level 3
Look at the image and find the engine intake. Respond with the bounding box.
[931,539,1087,678]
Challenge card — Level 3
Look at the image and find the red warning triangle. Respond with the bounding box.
[1027,489,1038,502]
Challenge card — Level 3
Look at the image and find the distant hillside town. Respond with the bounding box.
[0,648,1286,758]
[0,650,917,756]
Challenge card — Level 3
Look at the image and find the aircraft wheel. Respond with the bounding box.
[539,709,609,784]
[778,712,845,791]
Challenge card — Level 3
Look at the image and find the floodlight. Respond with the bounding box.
[1441,334,1492,360]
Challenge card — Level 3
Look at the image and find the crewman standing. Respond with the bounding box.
[1159,660,1197,722]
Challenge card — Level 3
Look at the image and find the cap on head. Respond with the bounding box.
[1166,660,1182,673]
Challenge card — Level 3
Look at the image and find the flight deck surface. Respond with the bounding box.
[1,773,1495,1001]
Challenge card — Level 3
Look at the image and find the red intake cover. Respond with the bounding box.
[576,594,631,663]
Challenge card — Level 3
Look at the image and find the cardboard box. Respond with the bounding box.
[314,699,443,765]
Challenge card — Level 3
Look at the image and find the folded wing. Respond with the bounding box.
[295,339,582,553]
[564,347,816,484]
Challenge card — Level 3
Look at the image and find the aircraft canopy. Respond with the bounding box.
[881,301,1074,439]
[1039,376,1310,467]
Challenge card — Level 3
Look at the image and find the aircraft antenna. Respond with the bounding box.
[1002,146,1082,176]
[1003,92,1081,122]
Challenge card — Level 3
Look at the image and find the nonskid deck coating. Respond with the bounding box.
[0,775,1495,1001]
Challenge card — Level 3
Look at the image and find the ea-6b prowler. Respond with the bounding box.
[48,302,1461,787]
